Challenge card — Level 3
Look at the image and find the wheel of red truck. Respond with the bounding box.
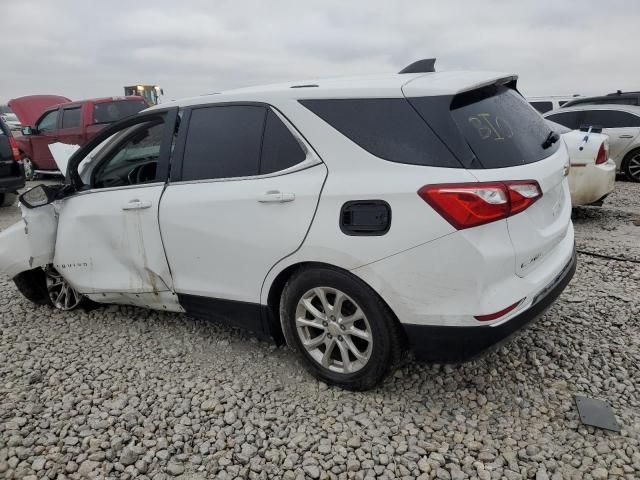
[45,268,83,310]
[22,156,36,181]
[280,266,404,390]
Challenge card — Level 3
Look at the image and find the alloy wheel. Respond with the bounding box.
[295,287,373,374]
[23,157,35,181]
[628,153,640,181]
[45,268,82,310]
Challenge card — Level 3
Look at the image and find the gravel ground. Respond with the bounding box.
[0,181,639,480]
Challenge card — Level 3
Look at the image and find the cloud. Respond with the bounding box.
[1,0,638,103]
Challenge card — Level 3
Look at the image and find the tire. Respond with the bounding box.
[22,156,36,181]
[280,266,404,390]
[622,149,640,182]
[13,268,52,305]
[0,192,17,207]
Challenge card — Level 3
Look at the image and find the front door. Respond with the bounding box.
[159,105,327,317]
[31,108,61,170]
[54,109,179,309]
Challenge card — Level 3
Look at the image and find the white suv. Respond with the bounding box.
[0,62,576,389]
[544,104,640,181]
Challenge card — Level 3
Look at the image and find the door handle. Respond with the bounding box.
[619,134,634,139]
[258,191,295,203]
[122,199,152,210]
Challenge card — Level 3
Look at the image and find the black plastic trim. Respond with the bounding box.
[403,247,577,363]
[177,293,282,341]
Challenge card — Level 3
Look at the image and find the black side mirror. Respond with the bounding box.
[21,126,34,136]
[19,184,58,209]
[579,124,603,134]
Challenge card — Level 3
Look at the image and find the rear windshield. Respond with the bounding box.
[448,86,559,168]
[93,100,147,124]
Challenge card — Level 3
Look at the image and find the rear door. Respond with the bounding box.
[406,83,571,277]
[58,105,84,146]
[580,109,640,162]
[160,104,327,312]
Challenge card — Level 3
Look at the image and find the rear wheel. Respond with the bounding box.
[0,192,17,207]
[280,266,403,390]
[623,149,640,182]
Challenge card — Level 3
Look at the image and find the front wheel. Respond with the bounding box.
[22,156,36,181]
[45,268,84,310]
[280,267,404,390]
[623,149,640,182]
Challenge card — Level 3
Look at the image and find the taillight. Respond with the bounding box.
[8,137,20,162]
[418,181,542,230]
[595,142,607,165]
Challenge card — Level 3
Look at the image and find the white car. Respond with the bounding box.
[0,61,576,389]
[527,95,581,114]
[0,112,21,132]
[544,104,640,182]
[547,121,616,206]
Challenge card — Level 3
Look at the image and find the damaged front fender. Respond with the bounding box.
[0,203,58,278]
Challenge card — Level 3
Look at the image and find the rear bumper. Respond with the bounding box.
[404,246,577,362]
[568,160,616,207]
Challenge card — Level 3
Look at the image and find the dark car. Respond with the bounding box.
[0,117,25,206]
[562,90,640,109]
[9,95,148,179]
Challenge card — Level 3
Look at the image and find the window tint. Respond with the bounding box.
[61,107,81,129]
[93,120,164,189]
[300,98,460,168]
[545,111,583,130]
[260,110,305,174]
[37,110,59,132]
[449,86,558,168]
[181,105,265,181]
[93,100,147,124]
[529,101,553,113]
[581,110,640,128]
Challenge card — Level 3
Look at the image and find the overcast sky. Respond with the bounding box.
[1,0,638,104]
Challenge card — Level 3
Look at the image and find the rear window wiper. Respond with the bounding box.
[542,130,560,149]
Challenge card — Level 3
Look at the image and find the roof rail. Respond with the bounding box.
[399,58,436,74]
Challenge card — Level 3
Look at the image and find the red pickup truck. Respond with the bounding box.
[10,95,148,178]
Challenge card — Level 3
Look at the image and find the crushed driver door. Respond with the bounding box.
[52,108,182,311]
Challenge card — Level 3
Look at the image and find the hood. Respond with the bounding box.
[8,95,71,127]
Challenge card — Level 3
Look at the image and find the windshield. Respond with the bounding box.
[93,100,147,124]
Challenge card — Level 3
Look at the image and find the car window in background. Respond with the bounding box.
[181,105,265,181]
[260,110,306,174]
[37,110,59,132]
[545,111,583,130]
[93,100,147,124]
[61,107,81,129]
[545,120,571,134]
[581,110,640,128]
[559,101,569,106]
[530,101,553,113]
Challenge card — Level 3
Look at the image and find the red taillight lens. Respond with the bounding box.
[8,137,20,162]
[595,142,607,165]
[474,299,523,322]
[418,181,542,230]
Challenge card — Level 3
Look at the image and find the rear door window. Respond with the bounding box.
[300,98,460,168]
[93,100,147,124]
[581,110,640,128]
[181,105,265,181]
[448,86,558,168]
[260,110,306,174]
[544,111,583,130]
[61,107,81,129]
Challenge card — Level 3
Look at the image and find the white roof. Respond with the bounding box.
[151,70,517,110]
